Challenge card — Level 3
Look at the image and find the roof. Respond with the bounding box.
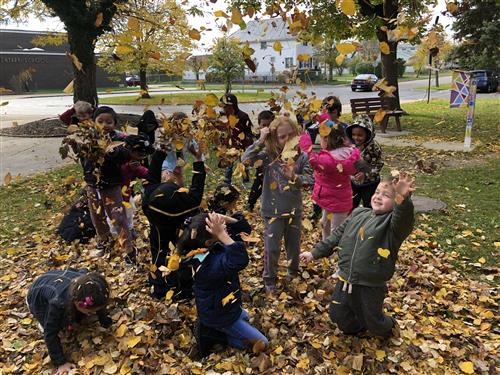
[230,18,295,43]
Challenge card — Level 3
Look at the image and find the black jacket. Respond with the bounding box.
[26,269,111,366]
[193,241,249,328]
[57,196,96,243]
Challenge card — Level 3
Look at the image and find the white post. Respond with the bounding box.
[463,77,477,150]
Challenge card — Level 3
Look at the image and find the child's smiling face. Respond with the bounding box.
[351,126,368,146]
[371,182,395,214]
[95,113,116,133]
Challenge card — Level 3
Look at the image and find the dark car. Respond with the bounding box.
[351,74,378,92]
[471,70,498,93]
[125,75,140,87]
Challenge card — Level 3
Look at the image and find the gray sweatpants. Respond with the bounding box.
[329,281,395,337]
[262,213,301,286]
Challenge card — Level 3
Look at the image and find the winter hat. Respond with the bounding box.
[125,134,154,154]
[93,106,118,124]
[220,93,239,110]
[136,110,159,133]
[318,113,331,123]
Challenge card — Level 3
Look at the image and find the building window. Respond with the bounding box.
[260,41,267,50]
[302,41,308,46]
[299,58,312,69]
[285,57,293,68]
[270,57,275,63]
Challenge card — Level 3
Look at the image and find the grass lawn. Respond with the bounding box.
[99,91,272,105]
[415,83,452,91]
[400,98,500,145]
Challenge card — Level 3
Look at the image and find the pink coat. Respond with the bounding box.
[299,132,360,213]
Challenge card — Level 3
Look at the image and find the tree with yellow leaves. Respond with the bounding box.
[97,0,193,98]
[209,36,245,93]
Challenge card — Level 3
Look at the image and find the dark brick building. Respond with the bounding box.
[0,29,118,93]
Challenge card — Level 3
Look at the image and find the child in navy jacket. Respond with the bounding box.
[177,213,268,358]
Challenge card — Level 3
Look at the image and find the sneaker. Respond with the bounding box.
[264,284,278,296]
[90,242,107,258]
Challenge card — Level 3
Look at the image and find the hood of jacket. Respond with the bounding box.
[346,114,375,146]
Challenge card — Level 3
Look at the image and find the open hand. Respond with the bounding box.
[354,172,365,183]
[393,171,415,200]
[205,213,233,245]
[258,127,270,144]
[188,143,204,162]
[55,362,76,375]
[282,163,296,181]
[299,251,314,263]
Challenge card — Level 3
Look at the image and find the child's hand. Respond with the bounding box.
[258,127,270,144]
[393,171,415,201]
[55,362,76,374]
[300,251,314,263]
[206,213,234,245]
[188,143,204,162]
[354,172,365,183]
[282,164,296,181]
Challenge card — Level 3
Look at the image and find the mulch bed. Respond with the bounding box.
[0,114,142,138]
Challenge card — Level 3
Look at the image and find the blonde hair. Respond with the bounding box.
[74,101,93,113]
[264,116,301,159]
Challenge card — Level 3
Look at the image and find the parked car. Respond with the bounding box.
[351,74,379,92]
[471,70,498,93]
[125,75,140,87]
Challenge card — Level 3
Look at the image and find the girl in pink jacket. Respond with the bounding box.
[299,121,360,239]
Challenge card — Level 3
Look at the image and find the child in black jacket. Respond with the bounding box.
[27,269,112,375]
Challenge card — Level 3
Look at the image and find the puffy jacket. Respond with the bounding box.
[299,132,360,212]
[193,241,249,328]
[226,110,254,150]
[312,197,414,287]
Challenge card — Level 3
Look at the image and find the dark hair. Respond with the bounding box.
[220,93,239,110]
[93,106,118,125]
[322,96,342,117]
[207,184,240,214]
[169,112,188,122]
[257,110,275,124]
[177,213,212,255]
[324,122,346,150]
[68,272,110,309]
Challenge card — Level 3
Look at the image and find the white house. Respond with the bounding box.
[230,18,319,81]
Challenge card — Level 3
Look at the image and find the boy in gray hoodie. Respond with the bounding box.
[300,172,415,337]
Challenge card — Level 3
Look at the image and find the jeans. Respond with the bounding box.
[224,163,250,184]
[218,310,268,349]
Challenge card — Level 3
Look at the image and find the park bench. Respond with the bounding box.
[350,96,404,133]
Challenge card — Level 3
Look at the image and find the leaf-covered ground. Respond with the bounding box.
[0,146,498,374]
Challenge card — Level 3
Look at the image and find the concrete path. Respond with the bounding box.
[377,130,475,152]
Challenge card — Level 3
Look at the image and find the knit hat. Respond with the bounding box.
[220,94,239,110]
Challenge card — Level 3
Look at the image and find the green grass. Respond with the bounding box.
[99,91,272,105]
[415,158,499,267]
[401,98,500,145]
[415,83,452,91]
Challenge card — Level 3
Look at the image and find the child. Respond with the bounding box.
[242,116,313,295]
[83,107,135,262]
[57,190,96,244]
[346,115,384,208]
[27,269,112,374]
[59,101,93,126]
[300,172,415,338]
[322,95,348,131]
[177,213,267,358]
[247,110,275,211]
[299,121,360,240]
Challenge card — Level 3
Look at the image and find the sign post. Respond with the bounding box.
[449,70,477,150]
[463,77,477,150]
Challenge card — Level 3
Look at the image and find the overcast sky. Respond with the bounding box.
[2,0,453,53]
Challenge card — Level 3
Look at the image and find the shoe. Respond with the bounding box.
[90,241,107,257]
[264,284,278,296]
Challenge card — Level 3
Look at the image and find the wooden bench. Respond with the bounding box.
[350,97,404,133]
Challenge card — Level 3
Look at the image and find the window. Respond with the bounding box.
[302,41,308,46]
[299,58,312,69]
[285,57,293,68]
[270,57,275,63]
[260,41,267,50]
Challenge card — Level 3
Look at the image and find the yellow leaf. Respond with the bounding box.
[230,7,244,25]
[270,181,278,190]
[20,318,32,325]
[103,362,118,374]
[221,291,236,306]
[273,41,283,54]
[127,17,139,31]
[458,361,474,374]
[204,93,219,107]
[116,45,134,54]
[68,53,83,71]
[302,218,313,231]
[214,10,229,18]
[373,108,387,123]
[375,350,386,361]
[377,248,390,258]
[297,357,310,369]
[335,54,346,66]
[122,201,131,209]
[121,185,128,197]
[126,336,141,349]
[115,324,127,338]
[165,290,174,301]
[172,139,184,151]
[4,172,12,186]
[238,132,245,140]
[478,257,486,264]
[310,99,322,112]
[340,0,356,16]
[228,115,238,127]
[379,41,390,55]
[167,253,180,271]
[94,12,103,27]
[319,122,332,137]
[177,187,189,193]
[359,226,364,240]
[297,53,311,62]
[336,43,356,55]
[188,29,201,41]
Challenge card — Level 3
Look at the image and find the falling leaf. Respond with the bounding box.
[127,17,139,31]
[335,43,356,55]
[231,7,245,27]
[377,248,390,258]
[94,12,103,27]
[204,93,219,107]
[241,43,255,58]
[67,53,83,71]
[221,291,237,306]
[335,54,346,66]
[244,58,257,72]
[310,99,322,112]
[273,41,283,54]
[447,1,459,14]
[0,101,8,106]
[340,0,356,16]
[374,109,387,123]
[176,187,189,193]
[458,361,474,374]
[213,10,229,18]
[297,54,311,62]
[148,51,161,60]
[188,29,201,41]
[4,172,12,186]
[379,42,390,55]
[228,115,238,127]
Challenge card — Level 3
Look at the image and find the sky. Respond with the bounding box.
[2,0,454,53]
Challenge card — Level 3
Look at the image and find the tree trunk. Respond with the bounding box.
[67,30,98,107]
[139,66,150,98]
[328,64,333,81]
[377,30,401,110]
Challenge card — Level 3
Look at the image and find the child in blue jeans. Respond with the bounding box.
[177,213,267,358]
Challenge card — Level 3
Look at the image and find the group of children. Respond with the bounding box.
[29,94,415,373]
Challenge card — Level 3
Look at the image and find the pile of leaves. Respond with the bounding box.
[0,169,498,374]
